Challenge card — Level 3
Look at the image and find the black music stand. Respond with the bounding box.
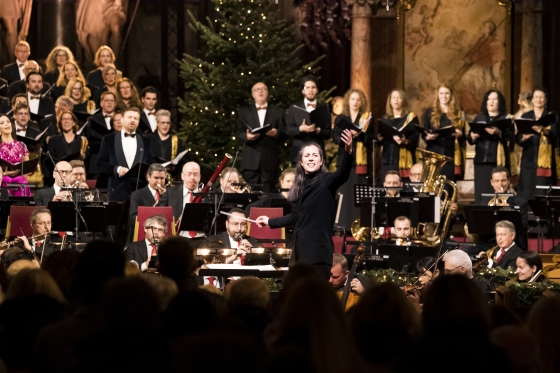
[177,203,214,235]
[48,202,108,235]
[464,205,524,249]
[529,197,560,252]
[353,185,387,255]
[360,197,420,228]
[378,244,438,272]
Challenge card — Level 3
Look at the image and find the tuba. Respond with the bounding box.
[408,149,458,247]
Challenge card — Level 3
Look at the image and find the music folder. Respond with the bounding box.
[0,157,39,174]
[124,162,151,180]
[515,113,557,135]
[377,116,418,139]
[292,104,329,127]
[469,118,513,138]
[336,115,372,133]
[243,120,271,134]
[161,149,189,167]
[16,125,51,152]
[414,124,456,138]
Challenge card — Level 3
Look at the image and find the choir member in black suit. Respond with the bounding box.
[84,91,116,177]
[208,208,258,264]
[65,77,95,113]
[516,88,559,200]
[47,111,86,162]
[146,109,178,162]
[116,78,141,112]
[8,61,52,99]
[421,83,466,183]
[125,214,167,271]
[1,41,29,84]
[236,82,285,192]
[13,103,40,138]
[285,76,331,166]
[97,107,155,201]
[378,89,419,180]
[333,89,371,229]
[33,161,74,205]
[91,64,118,106]
[24,72,55,118]
[86,46,119,91]
[52,61,84,102]
[128,163,167,234]
[468,90,513,204]
[43,46,75,86]
[139,86,158,134]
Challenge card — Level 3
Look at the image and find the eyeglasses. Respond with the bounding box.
[149,227,165,233]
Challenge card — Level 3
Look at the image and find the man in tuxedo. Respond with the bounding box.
[8,61,52,99]
[85,91,116,178]
[236,81,285,192]
[162,161,206,243]
[286,76,331,166]
[480,220,523,270]
[2,41,30,84]
[97,106,155,202]
[13,103,40,138]
[208,208,257,264]
[22,72,55,117]
[125,214,167,271]
[34,161,73,205]
[139,86,158,134]
[18,208,58,261]
[128,163,167,233]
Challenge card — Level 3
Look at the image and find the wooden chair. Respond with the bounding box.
[6,205,45,238]
[133,206,176,241]
[86,179,97,188]
[247,207,285,247]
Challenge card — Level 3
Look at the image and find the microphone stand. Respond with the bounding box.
[135,147,144,191]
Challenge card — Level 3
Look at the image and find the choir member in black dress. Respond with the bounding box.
[468,90,513,204]
[146,110,178,162]
[516,88,559,200]
[333,89,371,229]
[86,46,120,91]
[47,111,86,162]
[43,46,75,86]
[421,83,466,183]
[116,78,142,112]
[65,78,95,114]
[378,88,419,180]
[255,130,353,279]
[91,64,119,106]
[285,76,332,166]
[52,61,84,102]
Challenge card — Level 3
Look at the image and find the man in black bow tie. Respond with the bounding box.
[139,86,158,134]
[97,107,155,201]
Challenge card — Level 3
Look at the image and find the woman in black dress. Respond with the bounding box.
[516,88,559,200]
[86,46,119,90]
[378,88,419,180]
[44,46,75,86]
[332,89,371,229]
[255,130,353,279]
[47,111,87,162]
[467,90,513,204]
[65,78,95,115]
[421,84,466,183]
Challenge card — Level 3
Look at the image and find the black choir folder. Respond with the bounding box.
[242,120,271,134]
[377,116,418,138]
[0,157,39,173]
[414,124,456,138]
[468,118,513,139]
[336,115,372,132]
[515,112,557,135]
[292,105,329,127]
[124,162,151,180]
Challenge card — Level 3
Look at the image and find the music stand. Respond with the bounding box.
[360,197,420,228]
[529,197,560,252]
[378,244,438,272]
[177,203,215,235]
[354,185,387,255]
[48,202,108,235]
[464,205,524,249]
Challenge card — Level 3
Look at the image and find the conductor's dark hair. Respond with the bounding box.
[518,251,543,272]
[480,90,507,116]
[301,75,319,90]
[227,207,246,220]
[25,71,43,84]
[141,86,158,98]
[288,142,328,202]
[491,166,510,178]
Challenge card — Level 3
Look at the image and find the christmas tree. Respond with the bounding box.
[178,0,325,171]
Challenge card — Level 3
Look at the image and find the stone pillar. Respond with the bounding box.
[348,0,375,108]
[38,0,77,58]
[519,0,544,92]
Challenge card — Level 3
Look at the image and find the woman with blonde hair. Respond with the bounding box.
[378,88,419,179]
[44,46,76,86]
[64,78,96,114]
[52,61,85,102]
[86,45,120,90]
[116,78,141,111]
[421,83,466,183]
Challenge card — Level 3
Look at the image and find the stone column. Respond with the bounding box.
[38,0,77,58]
[518,0,544,92]
[348,0,375,108]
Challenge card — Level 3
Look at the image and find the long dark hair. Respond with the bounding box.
[288,142,328,202]
[480,89,507,116]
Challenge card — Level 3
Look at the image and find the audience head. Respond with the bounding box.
[528,296,560,373]
[110,110,123,131]
[329,254,349,290]
[393,216,411,238]
[343,88,367,115]
[155,109,171,135]
[220,167,239,193]
[156,236,195,290]
[1,248,37,271]
[30,207,52,236]
[143,276,178,311]
[226,277,269,309]
[443,249,472,278]
[384,170,402,197]
[41,249,80,299]
[141,86,158,111]
[6,259,40,278]
[490,325,537,373]
[146,163,166,191]
[94,45,116,68]
[144,214,168,245]
[100,91,117,113]
[409,162,423,182]
[5,269,65,303]
[301,76,319,101]
[121,107,141,133]
[225,208,248,240]
[386,88,409,116]
[516,251,543,282]
[251,82,268,105]
[182,161,201,192]
[70,160,87,183]
[495,220,516,249]
[14,41,30,62]
[26,71,43,95]
[53,160,72,187]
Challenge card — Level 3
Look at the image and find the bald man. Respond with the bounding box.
[34,161,74,205]
[160,161,206,242]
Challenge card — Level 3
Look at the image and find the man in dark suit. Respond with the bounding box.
[125,214,167,271]
[34,161,74,206]
[19,208,59,262]
[139,86,158,134]
[285,76,332,166]
[13,103,41,138]
[97,106,155,202]
[85,91,116,178]
[8,61,52,100]
[2,41,30,84]
[236,81,285,192]
[486,220,523,270]
[128,163,167,235]
[22,72,55,118]
[208,208,258,264]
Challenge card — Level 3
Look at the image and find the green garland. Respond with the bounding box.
[262,278,282,292]
[506,281,560,307]
[364,269,418,287]
[472,266,516,292]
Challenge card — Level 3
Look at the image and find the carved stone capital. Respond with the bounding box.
[347,0,376,18]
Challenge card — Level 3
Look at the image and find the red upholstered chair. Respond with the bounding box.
[133,206,176,241]
[247,207,285,247]
[6,205,46,238]
[86,179,97,189]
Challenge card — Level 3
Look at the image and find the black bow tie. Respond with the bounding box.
[124,133,136,138]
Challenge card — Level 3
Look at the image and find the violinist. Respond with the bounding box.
[516,251,546,283]
[443,249,488,295]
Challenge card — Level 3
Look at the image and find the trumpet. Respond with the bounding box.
[488,186,508,206]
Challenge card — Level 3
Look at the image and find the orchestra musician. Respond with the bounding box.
[236,81,285,193]
[128,163,167,237]
[43,46,75,86]
[86,46,120,91]
[378,89,419,180]
[53,61,84,102]
[97,106,155,201]
[218,167,240,194]
[116,78,141,112]
[516,251,546,283]
[146,109,178,162]
[0,112,31,196]
[285,76,331,166]
[330,254,366,308]
[421,83,465,183]
[384,170,402,198]
[333,89,371,229]
[393,216,411,239]
[208,208,258,264]
[479,220,522,270]
[516,87,559,200]
[256,130,354,279]
[244,167,295,216]
[7,208,57,261]
[139,86,158,134]
[125,214,167,271]
[69,160,89,188]
[34,161,73,204]
[2,41,30,84]
[468,90,513,204]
